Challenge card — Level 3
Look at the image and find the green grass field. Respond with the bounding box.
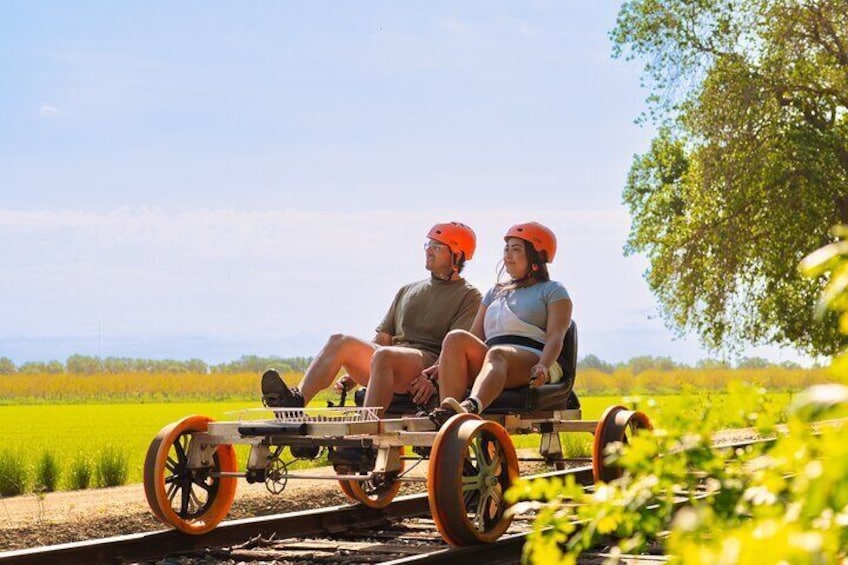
[0,389,794,493]
[1,402,254,491]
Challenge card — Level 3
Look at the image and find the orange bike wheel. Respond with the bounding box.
[428,414,519,546]
[337,477,357,500]
[592,405,653,483]
[338,446,405,508]
[143,415,237,535]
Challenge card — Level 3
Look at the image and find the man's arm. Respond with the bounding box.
[468,303,488,341]
[373,332,392,346]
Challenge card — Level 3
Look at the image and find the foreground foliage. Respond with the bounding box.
[669,388,848,563]
[801,225,848,376]
[510,384,848,563]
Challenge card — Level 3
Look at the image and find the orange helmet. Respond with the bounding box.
[427,222,476,261]
[504,222,557,262]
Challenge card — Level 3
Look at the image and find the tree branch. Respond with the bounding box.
[807,2,848,66]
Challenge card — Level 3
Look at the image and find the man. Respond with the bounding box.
[261,221,482,421]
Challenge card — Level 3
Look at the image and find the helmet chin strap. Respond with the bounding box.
[431,251,459,281]
[511,265,537,285]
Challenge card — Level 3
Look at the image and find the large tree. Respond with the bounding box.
[613,0,848,355]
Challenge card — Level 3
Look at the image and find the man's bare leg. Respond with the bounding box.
[298,334,377,404]
[328,347,427,472]
[363,346,428,416]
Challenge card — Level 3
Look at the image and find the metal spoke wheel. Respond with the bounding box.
[592,405,653,483]
[338,446,405,508]
[428,413,519,546]
[265,457,288,495]
[143,415,238,534]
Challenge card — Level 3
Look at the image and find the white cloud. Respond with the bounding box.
[0,207,637,338]
[438,18,471,34]
[495,15,532,35]
[39,104,62,117]
[0,207,812,364]
[0,207,627,264]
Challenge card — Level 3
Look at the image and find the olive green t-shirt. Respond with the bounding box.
[376,277,482,356]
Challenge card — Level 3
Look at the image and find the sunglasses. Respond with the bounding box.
[424,241,450,252]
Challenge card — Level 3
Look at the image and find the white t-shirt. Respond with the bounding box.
[482,280,570,332]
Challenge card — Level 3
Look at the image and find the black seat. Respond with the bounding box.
[354,321,579,415]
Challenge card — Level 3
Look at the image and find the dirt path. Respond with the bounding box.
[0,463,424,552]
[0,448,552,552]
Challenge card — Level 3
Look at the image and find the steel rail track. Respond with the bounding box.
[0,467,595,565]
[3,422,808,565]
[0,494,429,565]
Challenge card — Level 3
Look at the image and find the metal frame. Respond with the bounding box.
[198,406,593,478]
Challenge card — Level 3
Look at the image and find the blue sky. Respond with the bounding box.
[0,2,809,365]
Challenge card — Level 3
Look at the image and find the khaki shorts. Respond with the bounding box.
[420,349,439,369]
[502,343,563,384]
[547,361,563,384]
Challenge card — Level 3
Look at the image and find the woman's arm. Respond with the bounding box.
[530,298,573,385]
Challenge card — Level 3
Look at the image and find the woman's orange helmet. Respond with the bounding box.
[428,222,476,261]
[504,222,557,262]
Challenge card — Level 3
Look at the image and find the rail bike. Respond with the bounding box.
[142,322,653,546]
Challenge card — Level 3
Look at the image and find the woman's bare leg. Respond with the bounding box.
[437,329,487,402]
[470,346,540,410]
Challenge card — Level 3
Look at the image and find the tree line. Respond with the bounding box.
[0,354,313,375]
[577,354,808,374]
[0,352,806,376]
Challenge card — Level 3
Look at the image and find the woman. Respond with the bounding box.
[428,221,573,426]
